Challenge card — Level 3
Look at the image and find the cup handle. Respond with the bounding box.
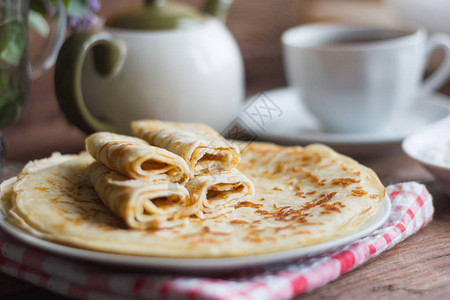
[54,31,125,134]
[422,33,450,95]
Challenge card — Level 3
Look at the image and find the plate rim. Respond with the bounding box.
[0,196,391,272]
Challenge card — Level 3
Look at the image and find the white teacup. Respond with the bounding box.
[282,23,450,133]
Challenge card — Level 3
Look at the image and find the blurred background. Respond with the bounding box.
[5,0,450,162]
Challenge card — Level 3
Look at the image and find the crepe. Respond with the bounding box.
[85,132,191,183]
[0,142,385,257]
[87,162,192,230]
[132,120,240,174]
[186,168,255,218]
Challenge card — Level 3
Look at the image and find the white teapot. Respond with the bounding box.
[55,0,244,134]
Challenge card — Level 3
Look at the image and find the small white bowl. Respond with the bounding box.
[402,119,450,197]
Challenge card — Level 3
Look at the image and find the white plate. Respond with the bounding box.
[240,87,450,157]
[0,196,391,274]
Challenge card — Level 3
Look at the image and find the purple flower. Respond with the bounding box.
[87,0,101,11]
[68,0,102,32]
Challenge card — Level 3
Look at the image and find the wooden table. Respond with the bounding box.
[1,0,450,298]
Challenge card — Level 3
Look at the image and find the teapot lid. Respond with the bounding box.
[105,0,206,30]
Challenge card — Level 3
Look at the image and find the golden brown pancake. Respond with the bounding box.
[87,162,192,230]
[0,143,384,257]
[185,168,255,219]
[85,132,191,183]
[132,120,240,174]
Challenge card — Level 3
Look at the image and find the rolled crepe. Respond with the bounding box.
[86,132,191,183]
[87,162,194,229]
[186,168,255,218]
[131,120,240,174]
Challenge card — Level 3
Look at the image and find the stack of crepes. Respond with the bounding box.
[85,120,255,230]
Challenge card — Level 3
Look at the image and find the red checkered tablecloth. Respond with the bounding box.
[0,182,433,300]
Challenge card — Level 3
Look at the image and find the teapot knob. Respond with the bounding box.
[203,0,234,23]
[145,0,166,6]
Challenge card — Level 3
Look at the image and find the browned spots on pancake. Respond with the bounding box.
[320,203,342,213]
[210,232,231,236]
[244,234,264,243]
[255,209,270,215]
[229,220,248,224]
[316,192,337,205]
[274,224,296,232]
[141,230,157,237]
[189,235,229,247]
[255,192,338,223]
[261,206,307,223]
[331,178,360,187]
[307,173,326,186]
[235,201,263,209]
[195,219,205,226]
[75,205,90,216]
[46,178,57,186]
[272,164,283,174]
[215,214,227,219]
[300,194,335,211]
[295,191,305,198]
[49,197,60,205]
[293,186,301,191]
[182,228,231,241]
[292,230,312,235]
[255,149,281,165]
[51,223,66,231]
[286,166,303,174]
[370,194,379,199]
[350,187,368,197]
[306,191,316,195]
[180,232,201,239]
[74,196,100,204]
[56,207,72,216]
[58,199,83,208]
[34,186,49,192]
[359,207,372,215]
[248,224,266,233]
[273,187,282,191]
[301,153,322,164]
[317,159,338,170]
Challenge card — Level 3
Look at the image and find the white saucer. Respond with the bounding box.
[240,87,450,157]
